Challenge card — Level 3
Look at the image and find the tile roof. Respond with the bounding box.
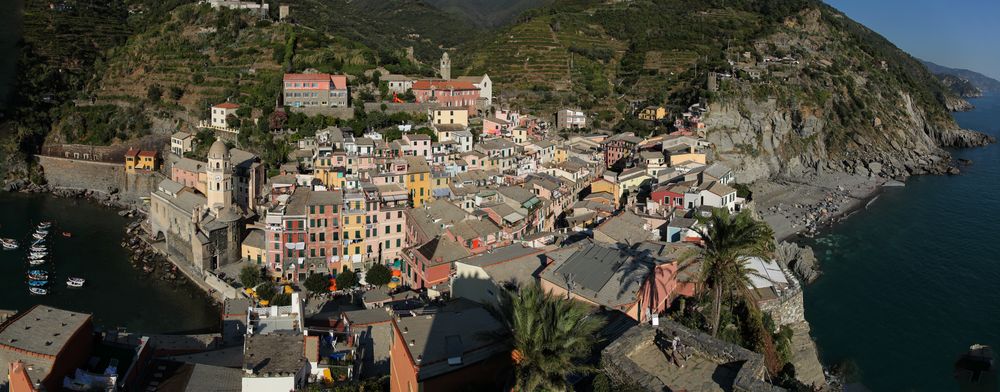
[411,79,478,90]
[541,243,656,308]
[415,237,472,266]
[213,102,240,109]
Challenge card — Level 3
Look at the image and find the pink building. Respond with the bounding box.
[412,80,479,115]
[401,134,432,160]
[283,73,349,108]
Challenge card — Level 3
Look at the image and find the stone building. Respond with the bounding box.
[149,141,244,273]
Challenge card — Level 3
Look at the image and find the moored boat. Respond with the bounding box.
[30,252,47,258]
[62,232,72,238]
[29,287,47,295]
[32,233,46,240]
[30,246,46,252]
[66,277,85,288]
[28,259,46,266]
[27,270,48,280]
[27,280,48,287]
[38,221,52,229]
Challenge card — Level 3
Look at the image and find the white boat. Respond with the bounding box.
[28,270,48,280]
[29,287,47,295]
[28,259,46,266]
[30,252,47,258]
[38,221,52,229]
[30,246,46,252]
[32,233,46,240]
[2,243,16,250]
[66,277,85,288]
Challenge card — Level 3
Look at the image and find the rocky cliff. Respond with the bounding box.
[704,7,994,184]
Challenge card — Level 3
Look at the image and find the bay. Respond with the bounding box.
[0,192,220,334]
[805,95,1000,391]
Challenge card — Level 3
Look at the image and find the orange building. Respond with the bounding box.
[389,300,510,392]
[124,148,159,173]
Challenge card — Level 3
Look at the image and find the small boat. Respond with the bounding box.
[27,280,48,287]
[66,277,85,288]
[62,232,72,238]
[2,243,16,250]
[27,270,48,280]
[29,287,47,295]
[32,233,46,240]
[30,246,46,252]
[28,259,46,266]
[38,221,52,229]
[30,252,47,258]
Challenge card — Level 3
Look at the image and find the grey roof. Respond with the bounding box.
[395,300,507,381]
[448,219,501,240]
[154,362,242,392]
[243,229,265,249]
[703,162,732,179]
[457,245,547,285]
[0,305,91,356]
[541,243,654,308]
[497,186,537,205]
[594,211,652,246]
[362,287,392,304]
[342,308,392,326]
[243,334,307,377]
[172,131,192,139]
[223,298,251,316]
[456,244,543,268]
[416,237,472,266]
[173,157,204,172]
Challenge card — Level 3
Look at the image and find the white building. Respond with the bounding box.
[555,108,586,130]
[457,74,493,107]
[170,131,194,156]
[210,102,240,131]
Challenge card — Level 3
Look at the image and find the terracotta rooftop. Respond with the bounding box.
[213,102,240,109]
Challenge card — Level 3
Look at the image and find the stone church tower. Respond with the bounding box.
[440,52,451,80]
[206,140,233,212]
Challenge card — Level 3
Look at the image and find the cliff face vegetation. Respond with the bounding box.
[702,6,993,182]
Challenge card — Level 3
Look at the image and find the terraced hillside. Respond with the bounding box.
[85,4,374,129]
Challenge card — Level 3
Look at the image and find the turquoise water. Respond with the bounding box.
[804,95,1000,391]
[0,193,220,333]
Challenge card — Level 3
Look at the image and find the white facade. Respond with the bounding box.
[211,104,239,128]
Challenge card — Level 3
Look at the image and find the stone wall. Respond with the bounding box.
[761,288,806,327]
[289,106,355,119]
[36,155,164,206]
[602,321,785,392]
[362,102,436,115]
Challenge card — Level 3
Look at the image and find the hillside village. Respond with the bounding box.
[16,0,986,391]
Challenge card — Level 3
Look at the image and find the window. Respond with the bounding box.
[320,248,325,256]
[355,230,361,239]
[310,233,316,242]
[319,233,325,241]
[397,224,402,233]
[310,249,316,257]
[385,226,390,234]
[396,239,401,247]
[310,206,315,214]
[385,240,391,249]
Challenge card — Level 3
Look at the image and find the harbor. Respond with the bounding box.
[0,192,220,334]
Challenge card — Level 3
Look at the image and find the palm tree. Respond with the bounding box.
[694,208,774,337]
[486,282,605,391]
[694,208,781,372]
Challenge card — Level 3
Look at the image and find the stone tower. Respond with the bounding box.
[440,52,451,80]
[206,140,233,212]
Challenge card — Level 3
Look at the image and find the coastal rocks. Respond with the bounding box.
[933,128,997,148]
[122,220,181,284]
[776,241,820,283]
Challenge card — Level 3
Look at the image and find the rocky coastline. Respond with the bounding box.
[2,179,136,210]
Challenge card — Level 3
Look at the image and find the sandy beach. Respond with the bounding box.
[752,173,887,241]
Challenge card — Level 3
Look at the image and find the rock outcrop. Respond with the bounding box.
[933,128,997,148]
[775,241,820,283]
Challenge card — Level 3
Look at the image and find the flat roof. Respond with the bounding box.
[243,333,307,377]
[0,305,91,357]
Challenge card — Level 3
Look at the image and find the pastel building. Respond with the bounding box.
[283,73,349,108]
[412,80,480,115]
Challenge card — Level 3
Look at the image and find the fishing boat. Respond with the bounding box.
[29,287,48,295]
[32,233,46,240]
[66,277,85,288]
[27,270,48,280]
[27,280,48,287]
[1,238,17,249]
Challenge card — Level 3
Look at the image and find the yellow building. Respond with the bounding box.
[590,178,621,207]
[342,192,367,265]
[242,229,266,266]
[431,107,469,127]
[638,106,668,121]
[667,146,707,166]
[553,145,569,163]
[402,156,432,207]
[124,148,159,173]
